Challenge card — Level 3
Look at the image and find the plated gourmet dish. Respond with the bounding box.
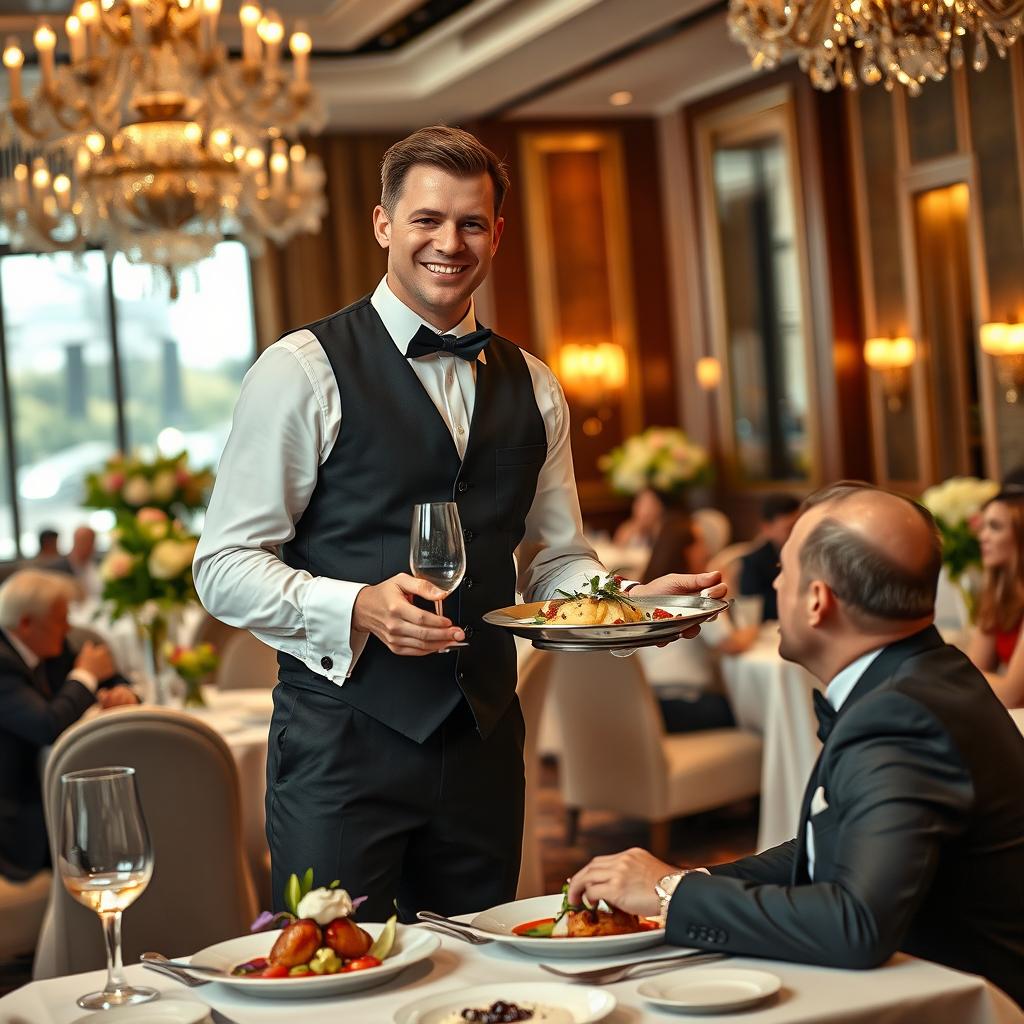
[531,574,678,626]
[512,885,659,940]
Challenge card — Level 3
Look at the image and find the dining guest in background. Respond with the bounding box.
[0,570,137,881]
[194,125,725,923]
[33,529,61,565]
[568,483,1024,1007]
[738,493,801,621]
[613,487,665,549]
[967,487,1024,708]
[639,513,757,733]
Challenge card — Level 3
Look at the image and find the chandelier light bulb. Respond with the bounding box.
[245,147,265,168]
[232,144,246,160]
[211,127,231,148]
[258,16,284,45]
[78,2,99,24]
[33,24,56,51]
[53,174,71,194]
[32,164,51,190]
[85,130,105,154]
[290,30,311,55]
[269,151,288,174]
[2,41,23,69]
[183,121,203,143]
[202,0,222,12]
[239,3,261,27]
[289,143,305,163]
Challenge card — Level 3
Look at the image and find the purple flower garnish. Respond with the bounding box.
[352,895,368,911]
[250,910,295,933]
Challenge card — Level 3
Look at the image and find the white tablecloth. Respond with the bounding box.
[720,626,822,852]
[2,932,1021,1023]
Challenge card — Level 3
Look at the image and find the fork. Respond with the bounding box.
[415,911,492,944]
[540,949,728,984]
[142,961,208,988]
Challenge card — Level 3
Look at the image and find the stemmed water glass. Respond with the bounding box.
[58,766,157,1010]
[410,501,467,652]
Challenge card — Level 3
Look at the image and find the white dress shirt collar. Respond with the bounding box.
[1,627,40,670]
[825,646,885,712]
[370,276,484,362]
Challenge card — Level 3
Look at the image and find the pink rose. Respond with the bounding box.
[100,549,135,582]
[176,468,191,485]
[103,471,125,493]
[137,507,169,524]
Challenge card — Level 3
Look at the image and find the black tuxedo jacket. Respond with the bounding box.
[667,626,1024,1006]
[738,539,780,620]
[0,634,129,879]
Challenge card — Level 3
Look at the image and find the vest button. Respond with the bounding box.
[457,671,465,683]
[464,577,474,589]
[463,625,475,639]
[463,528,474,542]
[457,480,469,493]
[320,655,333,671]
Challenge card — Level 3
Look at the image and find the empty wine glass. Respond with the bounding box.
[59,766,156,1010]
[411,502,467,651]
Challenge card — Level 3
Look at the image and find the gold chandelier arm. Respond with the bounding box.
[974,0,1024,23]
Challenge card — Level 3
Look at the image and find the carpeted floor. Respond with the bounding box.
[0,758,758,999]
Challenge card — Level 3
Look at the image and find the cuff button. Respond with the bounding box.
[320,655,333,671]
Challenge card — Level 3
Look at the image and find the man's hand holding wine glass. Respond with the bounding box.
[352,573,465,655]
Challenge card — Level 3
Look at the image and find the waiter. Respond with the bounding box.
[194,125,725,921]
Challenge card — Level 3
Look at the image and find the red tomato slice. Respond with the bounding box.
[260,963,289,979]
[343,955,382,972]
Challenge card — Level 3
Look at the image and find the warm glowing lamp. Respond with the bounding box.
[864,336,916,411]
[695,356,721,391]
[980,321,1024,404]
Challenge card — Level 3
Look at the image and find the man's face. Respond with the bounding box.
[765,510,799,549]
[774,508,818,666]
[21,597,70,659]
[373,165,504,329]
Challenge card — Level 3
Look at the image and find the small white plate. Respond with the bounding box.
[393,982,615,1023]
[469,893,664,958]
[638,967,782,1014]
[70,1001,210,1024]
[186,923,439,999]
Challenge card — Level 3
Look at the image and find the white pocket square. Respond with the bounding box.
[810,785,829,816]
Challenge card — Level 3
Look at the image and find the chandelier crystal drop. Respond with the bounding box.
[0,0,327,294]
[727,0,1024,93]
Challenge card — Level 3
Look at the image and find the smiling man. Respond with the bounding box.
[194,125,725,921]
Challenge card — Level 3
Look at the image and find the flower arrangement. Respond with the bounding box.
[919,476,999,580]
[599,427,711,497]
[164,642,219,708]
[84,450,213,519]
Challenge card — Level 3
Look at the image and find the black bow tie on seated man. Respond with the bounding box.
[813,689,838,742]
[405,324,493,362]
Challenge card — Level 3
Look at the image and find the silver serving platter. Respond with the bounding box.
[483,594,729,652]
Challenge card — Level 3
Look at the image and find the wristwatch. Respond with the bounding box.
[654,871,685,917]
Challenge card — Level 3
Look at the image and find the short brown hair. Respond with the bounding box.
[976,491,1024,634]
[380,125,510,218]
[798,481,942,620]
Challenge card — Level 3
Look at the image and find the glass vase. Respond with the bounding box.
[180,675,207,709]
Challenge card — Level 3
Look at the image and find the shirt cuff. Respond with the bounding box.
[302,576,369,683]
[67,668,98,694]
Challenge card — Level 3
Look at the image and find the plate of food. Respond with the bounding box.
[468,888,664,958]
[483,574,728,652]
[186,873,438,999]
[393,982,616,1024]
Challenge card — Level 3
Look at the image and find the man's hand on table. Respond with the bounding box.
[629,570,728,642]
[568,848,680,918]
[98,685,140,708]
[353,573,465,655]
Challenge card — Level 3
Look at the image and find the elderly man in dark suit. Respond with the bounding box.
[568,482,1024,1007]
[0,569,137,880]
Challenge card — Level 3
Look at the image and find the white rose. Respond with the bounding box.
[122,476,152,507]
[148,538,197,580]
[296,887,353,926]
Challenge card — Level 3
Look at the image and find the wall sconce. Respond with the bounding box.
[696,356,721,391]
[980,322,1024,404]
[558,342,627,436]
[864,336,916,412]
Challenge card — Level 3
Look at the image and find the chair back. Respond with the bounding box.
[547,651,668,820]
[193,611,245,656]
[515,649,553,898]
[216,631,279,690]
[35,707,257,978]
[692,508,732,560]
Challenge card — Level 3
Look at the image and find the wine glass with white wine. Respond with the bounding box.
[410,501,467,652]
[59,766,157,1010]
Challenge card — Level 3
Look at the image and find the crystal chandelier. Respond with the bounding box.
[727,0,1024,94]
[0,0,327,294]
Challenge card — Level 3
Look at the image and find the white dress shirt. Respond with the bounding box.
[194,277,606,685]
[806,646,884,879]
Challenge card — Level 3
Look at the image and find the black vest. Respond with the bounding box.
[278,297,547,742]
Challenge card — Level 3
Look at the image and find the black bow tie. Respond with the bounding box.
[405,324,492,362]
[813,689,837,743]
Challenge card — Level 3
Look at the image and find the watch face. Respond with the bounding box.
[659,872,682,895]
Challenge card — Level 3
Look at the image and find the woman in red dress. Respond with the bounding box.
[967,487,1024,707]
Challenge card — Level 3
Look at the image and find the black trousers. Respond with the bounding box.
[266,681,525,923]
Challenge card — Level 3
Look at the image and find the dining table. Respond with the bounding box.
[2,927,1021,1023]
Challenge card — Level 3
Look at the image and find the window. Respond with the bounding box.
[0,242,256,558]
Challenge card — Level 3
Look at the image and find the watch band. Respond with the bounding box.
[654,871,686,917]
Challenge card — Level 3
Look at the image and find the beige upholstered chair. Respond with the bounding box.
[515,649,553,899]
[546,650,762,859]
[34,706,257,978]
[692,508,732,561]
[216,630,279,690]
[193,611,245,657]
[0,870,51,960]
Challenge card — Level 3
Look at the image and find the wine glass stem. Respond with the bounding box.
[434,599,444,617]
[99,910,128,995]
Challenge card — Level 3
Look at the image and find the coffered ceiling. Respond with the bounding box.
[0,0,758,127]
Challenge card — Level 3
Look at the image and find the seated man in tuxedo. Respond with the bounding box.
[568,482,1024,1006]
[738,493,801,620]
[0,569,138,880]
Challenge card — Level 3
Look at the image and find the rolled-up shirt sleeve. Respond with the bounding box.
[516,355,608,600]
[193,334,368,683]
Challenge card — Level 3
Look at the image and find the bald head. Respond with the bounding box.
[797,482,941,622]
